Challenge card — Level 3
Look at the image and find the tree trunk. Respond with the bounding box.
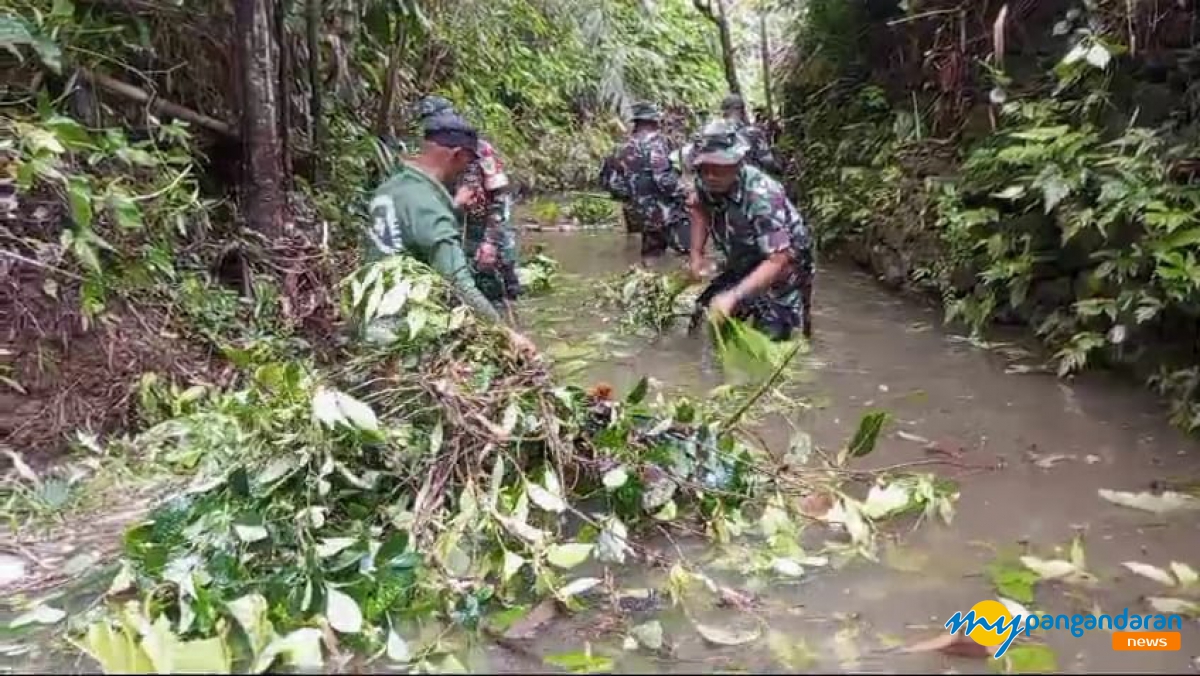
[307,0,323,183]
[692,0,740,95]
[276,0,293,194]
[375,26,409,138]
[715,0,740,95]
[759,10,772,117]
[235,0,286,235]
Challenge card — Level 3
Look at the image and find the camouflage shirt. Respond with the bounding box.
[692,164,812,304]
[456,140,514,260]
[611,130,685,232]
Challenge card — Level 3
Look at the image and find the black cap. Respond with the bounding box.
[721,93,745,112]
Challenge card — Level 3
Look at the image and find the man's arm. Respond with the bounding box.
[405,198,503,323]
[687,189,709,273]
[430,239,503,322]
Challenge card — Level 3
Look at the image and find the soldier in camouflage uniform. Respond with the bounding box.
[716,93,782,177]
[686,120,813,341]
[411,96,522,307]
[608,102,689,264]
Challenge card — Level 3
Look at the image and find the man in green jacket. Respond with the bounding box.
[365,113,538,356]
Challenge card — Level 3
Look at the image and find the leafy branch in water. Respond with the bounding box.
[38,258,958,673]
[600,268,700,334]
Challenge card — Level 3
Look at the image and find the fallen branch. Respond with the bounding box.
[78,68,237,138]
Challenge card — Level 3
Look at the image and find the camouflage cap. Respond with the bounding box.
[629,101,662,122]
[691,119,747,166]
[415,95,456,121]
[720,93,745,112]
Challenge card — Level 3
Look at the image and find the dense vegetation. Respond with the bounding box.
[1,0,730,462]
[781,0,1200,431]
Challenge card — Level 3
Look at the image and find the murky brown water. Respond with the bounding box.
[507,229,1200,673]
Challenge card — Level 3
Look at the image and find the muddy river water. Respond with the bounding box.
[503,229,1200,673]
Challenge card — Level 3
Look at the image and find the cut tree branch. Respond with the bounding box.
[78,68,237,138]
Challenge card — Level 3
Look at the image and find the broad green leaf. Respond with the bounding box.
[316,538,357,558]
[527,478,566,513]
[693,620,760,646]
[546,543,593,570]
[10,604,66,628]
[601,466,628,490]
[74,619,154,674]
[386,631,411,662]
[629,620,663,650]
[324,586,363,634]
[626,376,648,404]
[847,410,890,458]
[1098,488,1200,513]
[557,577,602,599]
[1170,561,1198,587]
[1122,561,1175,587]
[253,628,324,672]
[67,176,93,229]
[336,391,379,432]
[502,551,526,583]
[227,594,275,657]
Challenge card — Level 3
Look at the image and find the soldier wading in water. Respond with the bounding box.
[686,120,814,341]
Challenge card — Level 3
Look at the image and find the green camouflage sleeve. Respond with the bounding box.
[746,174,809,258]
[649,136,680,196]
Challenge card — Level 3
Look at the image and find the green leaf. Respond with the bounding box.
[74,619,154,673]
[10,604,66,628]
[324,585,363,634]
[847,410,890,458]
[107,188,143,230]
[629,620,663,650]
[993,644,1057,674]
[693,620,761,646]
[601,466,628,490]
[626,376,648,404]
[546,543,593,570]
[67,176,93,229]
[226,594,274,657]
[986,559,1040,604]
[543,646,613,673]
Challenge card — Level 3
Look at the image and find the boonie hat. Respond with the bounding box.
[690,120,747,167]
[416,95,456,121]
[721,93,745,112]
[629,101,662,122]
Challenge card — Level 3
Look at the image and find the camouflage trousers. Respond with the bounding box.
[465,219,521,302]
[692,260,813,341]
[627,198,689,259]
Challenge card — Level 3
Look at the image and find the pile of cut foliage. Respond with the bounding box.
[8,258,958,673]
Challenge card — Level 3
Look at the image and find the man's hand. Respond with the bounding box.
[688,255,708,281]
[475,242,499,270]
[708,289,739,323]
[454,185,478,208]
[505,327,539,359]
